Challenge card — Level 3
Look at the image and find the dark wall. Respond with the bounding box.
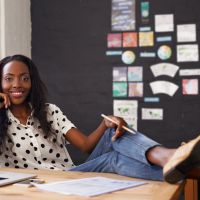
[31,0,200,163]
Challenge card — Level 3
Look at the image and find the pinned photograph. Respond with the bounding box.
[123,32,137,47]
[113,67,127,81]
[129,82,143,97]
[107,33,122,48]
[139,32,154,46]
[113,82,127,97]
[128,66,143,81]
[182,79,198,95]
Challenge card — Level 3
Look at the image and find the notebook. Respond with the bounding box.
[0,171,37,186]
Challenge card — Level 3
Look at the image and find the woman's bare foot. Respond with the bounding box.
[163,135,200,184]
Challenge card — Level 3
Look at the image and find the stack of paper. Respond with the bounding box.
[34,176,146,197]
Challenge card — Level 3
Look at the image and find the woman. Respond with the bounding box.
[0,54,199,184]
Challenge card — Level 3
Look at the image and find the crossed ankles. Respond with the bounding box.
[163,135,200,184]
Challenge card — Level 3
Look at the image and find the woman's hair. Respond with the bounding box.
[0,54,53,150]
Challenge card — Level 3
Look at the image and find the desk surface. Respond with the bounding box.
[0,168,184,200]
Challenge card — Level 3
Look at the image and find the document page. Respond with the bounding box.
[34,176,147,197]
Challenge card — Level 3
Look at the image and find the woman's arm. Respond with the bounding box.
[64,116,126,153]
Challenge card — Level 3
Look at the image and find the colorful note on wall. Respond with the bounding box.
[123,32,137,47]
[182,79,198,95]
[107,33,122,48]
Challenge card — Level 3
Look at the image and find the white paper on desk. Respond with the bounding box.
[34,176,146,197]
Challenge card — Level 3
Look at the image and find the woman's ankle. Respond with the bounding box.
[146,146,176,167]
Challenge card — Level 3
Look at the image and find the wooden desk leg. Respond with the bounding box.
[184,179,198,200]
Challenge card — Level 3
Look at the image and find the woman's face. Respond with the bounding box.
[1,60,31,106]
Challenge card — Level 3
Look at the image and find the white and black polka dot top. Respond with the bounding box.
[0,103,76,170]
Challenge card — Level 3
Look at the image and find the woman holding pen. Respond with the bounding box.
[0,54,199,184]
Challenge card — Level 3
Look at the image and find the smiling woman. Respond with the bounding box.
[0,55,198,185]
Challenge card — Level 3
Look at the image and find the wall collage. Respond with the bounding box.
[106,0,199,130]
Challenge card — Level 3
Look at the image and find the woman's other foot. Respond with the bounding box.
[163,135,200,184]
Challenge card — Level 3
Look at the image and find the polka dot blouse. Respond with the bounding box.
[0,103,76,170]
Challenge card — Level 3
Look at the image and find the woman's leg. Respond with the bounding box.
[86,128,167,166]
[70,151,163,181]
[69,128,174,180]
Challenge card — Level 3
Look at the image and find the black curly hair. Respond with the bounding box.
[0,55,53,150]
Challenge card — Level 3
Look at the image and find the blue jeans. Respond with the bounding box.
[69,128,163,181]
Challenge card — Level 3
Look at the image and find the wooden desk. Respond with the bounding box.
[185,179,198,200]
[0,168,184,200]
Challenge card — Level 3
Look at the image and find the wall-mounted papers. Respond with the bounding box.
[150,63,179,77]
[156,36,172,42]
[106,51,122,56]
[113,67,127,81]
[177,24,196,42]
[140,52,156,57]
[123,32,137,47]
[155,14,174,32]
[111,0,136,31]
[107,33,122,48]
[182,79,198,95]
[141,2,149,23]
[129,82,143,97]
[144,97,160,102]
[139,26,151,32]
[139,31,154,46]
[177,44,199,62]
[114,100,138,130]
[149,81,179,96]
[113,82,127,97]
[179,69,200,76]
[128,66,143,81]
[141,108,163,120]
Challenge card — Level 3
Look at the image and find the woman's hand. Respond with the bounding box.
[104,115,127,141]
[0,93,10,109]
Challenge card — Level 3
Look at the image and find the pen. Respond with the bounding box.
[101,114,136,134]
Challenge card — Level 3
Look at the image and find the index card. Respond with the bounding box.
[177,24,196,42]
[155,14,174,32]
[142,108,163,120]
[177,44,199,62]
